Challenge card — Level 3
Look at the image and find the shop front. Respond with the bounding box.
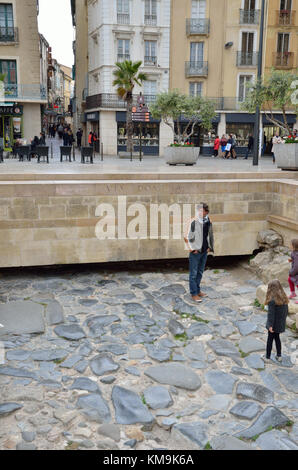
[116,111,160,156]
[262,114,297,155]
[225,113,255,155]
[85,111,100,152]
[175,115,220,155]
[0,104,23,151]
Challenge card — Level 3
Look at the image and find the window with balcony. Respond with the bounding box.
[144,41,157,66]
[0,3,17,42]
[189,82,203,97]
[145,0,157,26]
[143,80,157,102]
[238,75,252,102]
[186,42,208,76]
[117,0,130,24]
[0,59,17,98]
[274,32,293,67]
[277,0,295,25]
[117,39,130,62]
[187,0,209,35]
[237,32,257,66]
[192,0,206,19]
[240,0,260,24]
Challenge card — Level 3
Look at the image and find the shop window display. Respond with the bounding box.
[118,122,159,147]
[226,123,254,147]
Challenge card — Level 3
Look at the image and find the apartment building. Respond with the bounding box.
[0,0,47,151]
[72,0,172,155]
[170,0,297,154]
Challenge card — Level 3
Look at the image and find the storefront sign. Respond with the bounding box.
[0,104,23,116]
[86,112,99,121]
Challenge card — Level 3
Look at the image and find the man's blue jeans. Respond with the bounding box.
[189,251,208,296]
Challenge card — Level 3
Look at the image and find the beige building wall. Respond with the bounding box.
[0,0,45,144]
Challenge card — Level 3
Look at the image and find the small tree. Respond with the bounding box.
[150,90,216,145]
[113,60,148,153]
[241,69,298,135]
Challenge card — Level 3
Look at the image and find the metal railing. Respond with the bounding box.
[273,52,294,68]
[144,14,157,25]
[186,18,210,35]
[1,84,47,101]
[144,56,157,66]
[117,53,131,62]
[185,61,208,77]
[239,9,260,24]
[276,9,296,25]
[0,26,19,43]
[236,51,258,66]
[82,88,88,101]
[117,13,130,24]
[86,93,157,109]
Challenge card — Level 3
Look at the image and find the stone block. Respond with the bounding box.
[66,205,89,218]
[248,201,272,214]
[8,206,38,220]
[256,285,267,306]
[39,205,66,220]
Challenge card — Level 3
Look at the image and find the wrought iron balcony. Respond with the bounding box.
[86,93,157,110]
[144,56,157,66]
[0,84,47,102]
[144,14,157,26]
[236,51,258,67]
[117,53,131,63]
[185,61,208,77]
[276,9,296,25]
[117,13,130,24]
[273,52,294,69]
[186,18,210,35]
[0,26,19,43]
[239,9,260,24]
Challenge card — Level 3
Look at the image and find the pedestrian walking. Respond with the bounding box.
[244,134,254,159]
[68,130,75,147]
[63,129,69,146]
[263,280,288,363]
[58,124,64,139]
[272,133,282,164]
[88,131,94,147]
[288,239,298,303]
[184,203,214,303]
[224,135,234,159]
[39,132,46,146]
[76,128,83,148]
[213,136,220,158]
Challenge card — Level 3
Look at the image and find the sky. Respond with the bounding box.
[38,0,74,68]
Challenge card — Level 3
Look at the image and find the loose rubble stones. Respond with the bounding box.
[145,364,201,391]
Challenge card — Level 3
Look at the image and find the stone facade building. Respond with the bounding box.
[0,0,47,150]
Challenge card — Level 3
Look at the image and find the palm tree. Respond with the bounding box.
[113,60,147,153]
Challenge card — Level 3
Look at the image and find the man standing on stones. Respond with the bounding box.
[184,203,214,302]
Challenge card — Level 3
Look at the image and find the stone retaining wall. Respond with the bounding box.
[0,179,297,267]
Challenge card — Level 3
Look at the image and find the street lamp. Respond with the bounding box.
[253,0,266,166]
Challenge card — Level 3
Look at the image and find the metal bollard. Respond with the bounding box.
[101,142,104,161]
[73,144,75,162]
[51,142,53,159]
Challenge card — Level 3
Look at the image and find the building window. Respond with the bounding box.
[226,123,254,147]
[143,80,157,100]
[145,0,157,25]
[189,82,202,97]
[0,59,17,83]
[238,75,252,102]
[280,0,292,10]
[190,42,204,62]
[191,0,206,18]
[0,3,14,41]
[117,39,130,62]
[117,0,129,24]
[118,122,159,149]
[144,41,157,65]
[277,32,289,53]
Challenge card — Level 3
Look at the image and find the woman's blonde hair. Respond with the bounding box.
[264,279,289,306]
[291,239,298,251]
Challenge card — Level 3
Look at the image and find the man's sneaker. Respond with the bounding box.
[275,356,282,363]
[288,293,297,299]
[198,292,208,298]
[262,355,271,363]
[191,295,202,303]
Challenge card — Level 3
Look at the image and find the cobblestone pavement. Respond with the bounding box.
[0,136,283,175]
[0,262,297,451]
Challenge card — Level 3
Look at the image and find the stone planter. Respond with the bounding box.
[164,146,200,166]
[273,143,298,170]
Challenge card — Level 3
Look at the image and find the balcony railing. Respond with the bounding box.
[0,84,47,102]
[117,53,130,62]
[276,10,296,25]
[82,88,88,101]
[117,13,130,24]
[273,52,294,69]
[236,51,258,66]
[186,18,210,35]
[86,93,157,110]
[239,9,260,24]
[185,61,208,77]
[144,14,157,26]
[0,26,19,43]
[144,56,157,66]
